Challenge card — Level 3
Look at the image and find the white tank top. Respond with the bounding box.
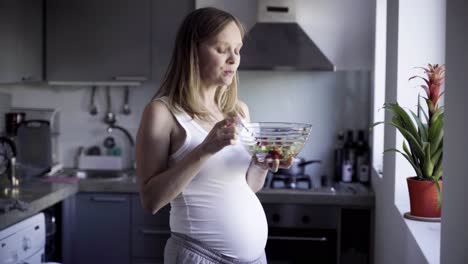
[156,97,268,261]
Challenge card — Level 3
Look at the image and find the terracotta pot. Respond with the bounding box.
[407,177,442,217]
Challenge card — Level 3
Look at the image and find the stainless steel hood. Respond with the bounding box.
[239,0,335,71]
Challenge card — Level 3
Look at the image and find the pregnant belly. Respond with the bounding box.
[171,184,268,261]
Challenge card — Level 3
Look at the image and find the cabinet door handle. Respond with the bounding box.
[113,76,147,81]
[21,76,34,82]
[139,229,171,236]
[268,235,328,242]
[90,196,127,203]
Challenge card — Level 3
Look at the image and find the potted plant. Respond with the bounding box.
[372,63,445,219]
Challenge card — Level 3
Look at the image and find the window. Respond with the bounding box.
[371,0,387,177]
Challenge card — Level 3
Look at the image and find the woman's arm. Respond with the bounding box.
[136,101,237,214]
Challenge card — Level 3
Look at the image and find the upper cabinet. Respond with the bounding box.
[46,0,151,82]
[0,0,43,83]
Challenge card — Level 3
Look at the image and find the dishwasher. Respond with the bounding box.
[0,213,59,264]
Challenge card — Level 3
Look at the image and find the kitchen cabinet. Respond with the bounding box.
[0,0,43,83]
[46,0,151,82]
[131,194,170,264]
[68,193,131,264]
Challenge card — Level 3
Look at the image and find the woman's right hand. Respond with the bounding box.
[200,116,238,154]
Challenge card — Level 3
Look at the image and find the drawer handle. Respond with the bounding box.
[139,229,171,236]
[21,76,34,82]
[113,76,147,81]
[268,235,327,242]
[90,197,127,203]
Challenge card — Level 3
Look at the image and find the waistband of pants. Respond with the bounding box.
[170,232,264,264]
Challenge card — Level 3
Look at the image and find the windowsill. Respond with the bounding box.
[395,203,441,264]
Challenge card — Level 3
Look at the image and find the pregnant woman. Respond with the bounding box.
[136,7,292,264]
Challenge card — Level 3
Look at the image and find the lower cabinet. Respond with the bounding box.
[131,195,171,263]
[62,193,170,264]
[62,193,372,264]
[66,193,131,264]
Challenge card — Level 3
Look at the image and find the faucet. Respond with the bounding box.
[0,136,19,187]
[106,125,135,169]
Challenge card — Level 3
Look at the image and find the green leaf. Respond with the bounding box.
[384,148,423,178]
[429,113,444,144]
[431,146,442,166]
[423,143,434,179]
[433,154,443,180]
[403,141,422,176]
[402,141,412,159]
[384,103,420,141]
[417,104,429,124]
[369,121,385,130]
[388,121,425,160]
[430,128,443,156]
[431,108,444,125]
[432,157,442,180]
[409,110,428,142]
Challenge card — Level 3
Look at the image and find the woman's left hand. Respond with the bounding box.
[252,154,294,173]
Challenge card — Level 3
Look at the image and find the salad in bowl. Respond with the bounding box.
[238,122,312,162]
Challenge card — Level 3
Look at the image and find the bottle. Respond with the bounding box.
[341,154,353,182]
[334,131,345,182]
[356,130,370,185]
[342,130,356,182]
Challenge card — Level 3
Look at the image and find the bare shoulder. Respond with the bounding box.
[238,100,251,122]
[141,100,175,132]
[136,100,174,186]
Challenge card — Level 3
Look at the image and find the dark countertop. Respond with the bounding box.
[0,180,78,230]
[0,171,374,230]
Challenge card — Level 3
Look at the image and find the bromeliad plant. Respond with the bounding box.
[373,64,445,204]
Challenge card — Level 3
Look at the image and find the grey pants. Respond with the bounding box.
[164,232,267,264]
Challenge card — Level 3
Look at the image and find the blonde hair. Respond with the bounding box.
[154,7,246,120]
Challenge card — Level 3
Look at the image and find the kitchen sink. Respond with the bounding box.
[64,169,134,180]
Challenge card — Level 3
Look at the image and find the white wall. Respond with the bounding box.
[0,0,374,182]
[239,70,370,180]
[373,0,446,263]
[441,1,468,262]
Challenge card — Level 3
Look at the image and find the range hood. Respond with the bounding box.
[239,0,335,71]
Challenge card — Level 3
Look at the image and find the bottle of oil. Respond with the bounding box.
[334,131,345,182]
[342,130,356,182]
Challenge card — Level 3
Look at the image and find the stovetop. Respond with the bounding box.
[269,174,312,190]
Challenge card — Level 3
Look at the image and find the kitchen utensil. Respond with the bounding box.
[86,146,101,156]
[239,122,312,162]
[122,86,131,115]
[275,157,321,176]
[5,112,26,137]
[16,120,52,178]
[238,119,256,138]
[89,86,98,115]
[0,137,16,176]
[104,86,116,125]
[10,107,61,167]
[103,136,116,149]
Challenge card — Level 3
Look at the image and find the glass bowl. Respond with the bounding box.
[238,122,312,162]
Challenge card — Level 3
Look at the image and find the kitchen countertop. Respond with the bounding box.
[0,171,374,230]
[0,180,78,230]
